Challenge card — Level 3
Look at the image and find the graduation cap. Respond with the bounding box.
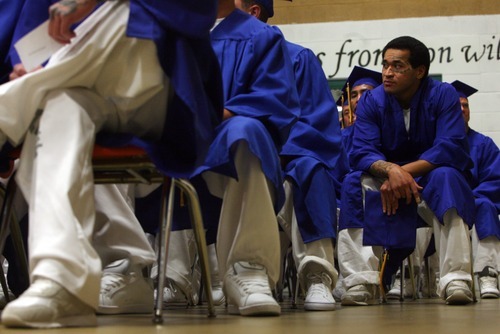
[450,80,478,99]
[336,66,382,106]
[254,0,274,17]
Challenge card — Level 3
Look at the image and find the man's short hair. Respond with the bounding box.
[382,36,430,77]
[242,0,272,22]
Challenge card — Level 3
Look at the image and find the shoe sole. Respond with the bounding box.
[445,291,473,305]
[480,292,500,299]
[304,302,335,311]
[97,304,153,315]
[228,303,281,316]
[2,313,97,329]
[341,297,380,306]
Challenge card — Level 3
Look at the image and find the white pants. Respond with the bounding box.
[0,2,166,308]
[203,142,281,286]
[338,175,472,298]
[471,226,500,273]
[410,227,434,272]
[277,180,337,290]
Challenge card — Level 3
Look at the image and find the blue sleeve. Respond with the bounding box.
[350,90,386,172]
[0,0,25,83]
[472,135,500,207]
[128,0,217,39]
[222,25,300,149]
[418,84,471,171]
[282,43,347,175]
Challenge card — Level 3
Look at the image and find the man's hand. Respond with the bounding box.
[386,164,422,206]
[380,179,399,215]
[370,160,423,215]
[223,108,235,120]
[48,0,97,44]
[9,64,43,81]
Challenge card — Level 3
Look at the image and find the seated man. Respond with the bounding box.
[6,0,162,316]
[235,0,349,311]
[193,0,300,316]
[0,0,222,328]
[451,80,500,299]
[338,36,475,306]
[337,66,381,159]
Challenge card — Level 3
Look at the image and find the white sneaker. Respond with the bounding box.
[386,275,413,299]
[1,278,96,328]
[224,262,280,316]
[162,278,199,306]
[98,271,153,314]
[445,280,473,305]
[304,272,335,311]
[341,284,380,306]
[478,267,499,299]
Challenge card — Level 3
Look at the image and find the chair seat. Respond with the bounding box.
[91,145,164,184]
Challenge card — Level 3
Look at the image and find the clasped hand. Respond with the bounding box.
[379,165,422,216]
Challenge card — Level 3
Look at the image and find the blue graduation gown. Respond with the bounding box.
[467,129,500,240]
[340,77,475,248]
[341,125,354,165]
[194,10,300,208]
[0,0,24,83]
[126,0,223,177]
[167,11,300,236]
[282,41,348,242]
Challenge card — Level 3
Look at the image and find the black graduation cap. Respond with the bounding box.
[450,80,478,99]
[336,66,382,105]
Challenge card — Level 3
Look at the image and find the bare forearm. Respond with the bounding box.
[369,160,397,178]
[401,160,435,178]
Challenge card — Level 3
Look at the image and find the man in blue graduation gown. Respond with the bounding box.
[185,0,299,316]
[338,66,382,160]
[451,80,500,299]
[235,0,349,311]
[338,36,475,306]
[0,0,222,328]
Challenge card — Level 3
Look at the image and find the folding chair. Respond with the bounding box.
[0,144,216,323]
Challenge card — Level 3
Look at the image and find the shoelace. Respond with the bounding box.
[101,274,126,293]
[234,275,271,295]
[480,276,498,289]
[307,272,331,285]
[305,273,332,296]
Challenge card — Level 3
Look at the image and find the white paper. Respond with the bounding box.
[14,20,63,72]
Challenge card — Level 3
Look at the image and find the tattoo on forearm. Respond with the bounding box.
[369,160,394,178]
[50,0,92,18]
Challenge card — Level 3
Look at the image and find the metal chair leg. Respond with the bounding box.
[0,175,29,304]
[175,179,215,317]
[399,261,404,302]
[153,178,216,324]
[153,178,176,324]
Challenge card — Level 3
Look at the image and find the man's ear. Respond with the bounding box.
[415,65,426,80]
[249,4,262,19]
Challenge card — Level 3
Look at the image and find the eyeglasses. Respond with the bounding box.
[381,61,412,74]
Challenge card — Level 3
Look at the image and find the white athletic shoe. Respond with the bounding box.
[1,278,96,328]
[304,272,335,311]
[224,262,280,316]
